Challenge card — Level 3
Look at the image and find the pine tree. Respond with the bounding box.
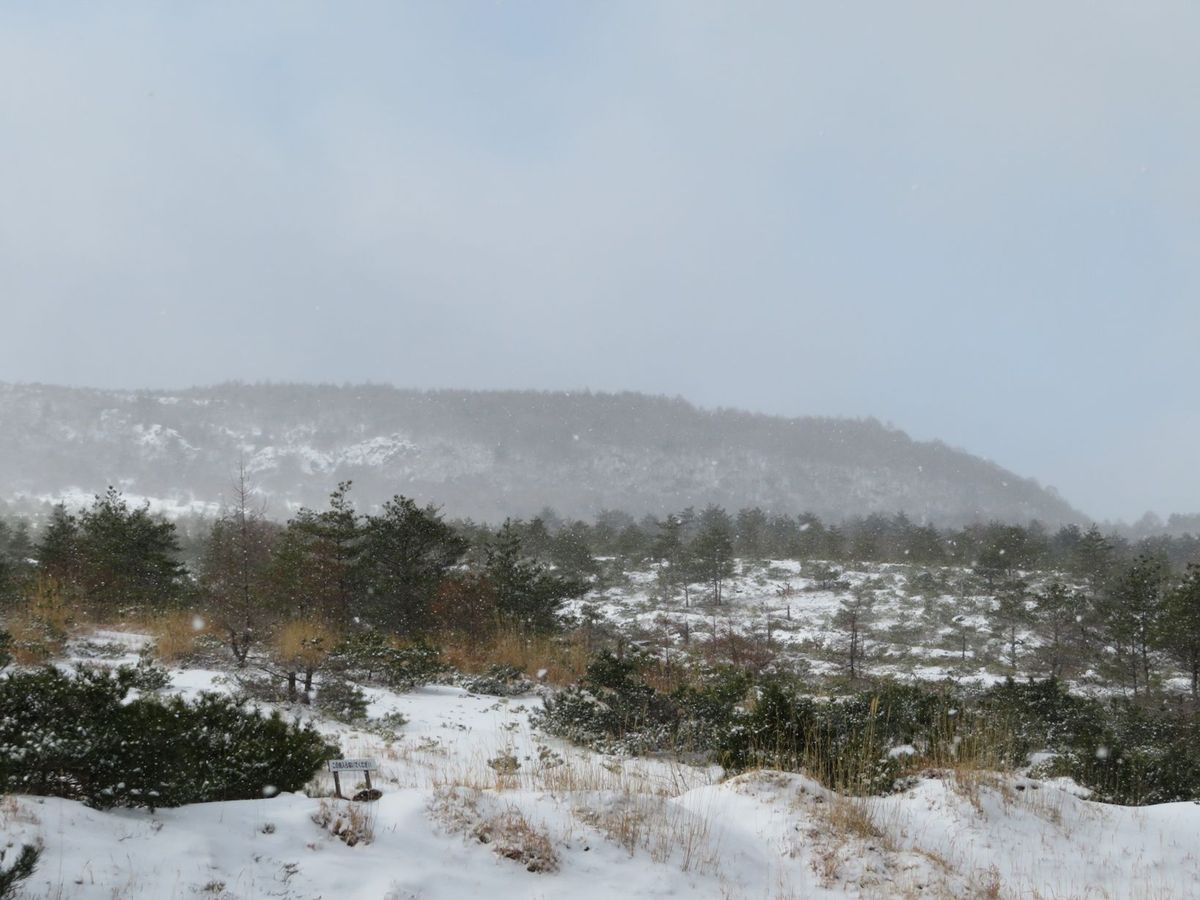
[993,578,1032,673]
[693,506,735,605]
[652,512,696,606]
[0,520,34,603]
[833,584,875,681]
[35,504,82,584]
[549,520,600,580]
[734,507,769,560]
[1160,564,1200,698]
[1073,525,1115,590]
[271,482,362,625]
[355,495,467,634]
[200,468,280,666]
[483,521,584,633]
[75,488,183,614]
[1101,554,1167,697]
[0,843,40,899]
[1033,581,1090,678]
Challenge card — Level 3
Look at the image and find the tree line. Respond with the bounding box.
[0,479,586,698]
[2,492,1199,699]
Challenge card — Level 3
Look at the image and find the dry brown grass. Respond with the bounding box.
[440,626,592,685]
[573,793,719,872]
[4,576,75,663]
[311,798,375,846]
[274,618,340,668]
[475,809,560,872]
[822,793,885,842]
[141,610,208,664]
[429,786,560,873]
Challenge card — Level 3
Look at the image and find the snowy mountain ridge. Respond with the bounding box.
[0,382,1084,525]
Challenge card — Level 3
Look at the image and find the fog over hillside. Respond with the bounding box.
[0,382,1082,526]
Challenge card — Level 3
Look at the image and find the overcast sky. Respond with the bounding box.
[1,2,1197,522]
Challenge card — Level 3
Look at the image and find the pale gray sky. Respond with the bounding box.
[2,2,1197,521]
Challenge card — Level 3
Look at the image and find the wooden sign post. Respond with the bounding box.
[328,758,379,800]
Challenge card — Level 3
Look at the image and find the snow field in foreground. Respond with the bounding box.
[4,647,1200,900]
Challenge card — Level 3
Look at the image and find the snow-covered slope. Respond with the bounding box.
[0,382,1083,525]
[3,635,1198,899]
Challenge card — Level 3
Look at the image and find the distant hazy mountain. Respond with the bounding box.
[0,383,1084,526]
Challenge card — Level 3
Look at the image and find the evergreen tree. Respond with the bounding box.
[822,524,847,560]
[0,520,34,601]
[1073,525,1115,590]
[0,843,39,899]
[549,520,600,580]
[734,507,769,560]
[904,523,946,565]
[1033,581,1090,679]
[520,516,554,560]
[355,495,467,634]
[35,504,82,584]
[271,482,362,625]
[652,512,697,606]
[693,506,735,604]
[1102,554,1167,696]
[199,470,280,666]
[483,521,585,633]
[833,584,875,681]
[1161,564,1200,698]
[794,513,827,559]
[992,578,1032,673]
[614,523,651,564]
[75,488,184,613]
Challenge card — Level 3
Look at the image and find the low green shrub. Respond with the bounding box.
[464,663,533,696]
[537,653,1200,804]
[332,633,446,691]
[0,665,337,810]
[315,678,369,723]
[534,650,677,754]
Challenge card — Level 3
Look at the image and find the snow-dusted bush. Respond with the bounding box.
[118,657,172,692]
[535,652,748,756]
[1047,696,1200,805]
[464,663,533,697]
[535,651,677,754]
[314,678,369,723]
[332,632,446,691]
[0,665,337,810]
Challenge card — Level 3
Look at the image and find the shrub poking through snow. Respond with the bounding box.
[0,665,338,810]
[473,810,559,873]
[464,663,533,696]
[0,843,40,900]
[429,786,559,873]
[312,799,374,846]
[314,678,369,723]
[536,652,751,756]
[379,640,447,690]
[332,633,447,691]
[537,652,1200,803]
[534,650,677,754]
[117,658,172,692]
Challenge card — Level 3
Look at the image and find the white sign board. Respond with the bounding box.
[328,758,378,773]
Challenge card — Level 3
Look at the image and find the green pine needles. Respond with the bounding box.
[0,664,338,811]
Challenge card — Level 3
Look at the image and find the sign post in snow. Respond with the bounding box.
[328,758,379,799]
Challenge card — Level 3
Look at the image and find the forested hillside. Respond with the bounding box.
[0,382,1083,525]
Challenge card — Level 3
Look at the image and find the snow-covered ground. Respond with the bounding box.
[569,559,1144,692]
[4,631,1200,899]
